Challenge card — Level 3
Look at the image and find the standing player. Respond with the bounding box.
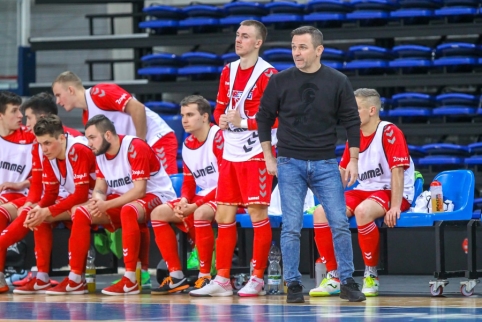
[46,115,176,295]
[148,95,223,295]
[12,115,96,294]
[309,89,414,297]
[190,20,277,297]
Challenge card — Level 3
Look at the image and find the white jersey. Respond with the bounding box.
[0,136,33,196]
[85,88,173,147]
[356,121,415,202]
[223,58,277,162]
[96,135,176,202]
[48,135,92,196]
[182,125,221,197]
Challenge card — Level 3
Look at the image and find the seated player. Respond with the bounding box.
[149,95,223,295]
[309,88,415,297]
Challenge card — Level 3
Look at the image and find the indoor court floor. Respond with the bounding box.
[1,275,481,321]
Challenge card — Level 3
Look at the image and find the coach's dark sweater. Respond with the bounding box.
[257,64,360,161]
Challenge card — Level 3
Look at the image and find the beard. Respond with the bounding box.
[94,137,111,156]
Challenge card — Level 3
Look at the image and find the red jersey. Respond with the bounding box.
[214,64,278,131]
[2,126,36,145]
[82,83,132,124]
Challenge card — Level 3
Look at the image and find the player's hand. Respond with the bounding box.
[219,114,229,130]
[384,207,401,228]
[17,202,33,217]
[226,109,242,128]
[344,159,358,187]
[89,198,108,217]
[0,182,23,192]
[24,206,51,230]
[266,156,277,177]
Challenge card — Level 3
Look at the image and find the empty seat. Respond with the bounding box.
[137,67,178,81]
[468,142,482,155]
[390,0,441,23]
[304,0,352,26]
[145,101,180,114]
[179,5,225,32]
[347,0,399,25]
[389,45,433,73]
[261,2,304,27]
[178,52,222,80]
[388,92,435,117]
[220,2,267,26]
[422,143,470,156]
[162,115,184,154]
[140,5,185,33]
[345,45,391,74]
[435,0,481,22]
[140,53,184,66]
[433,43,480,73]
[262,48,294,71]
[432,93,478,116]
[321,48,345,70]
[221,52,238,64]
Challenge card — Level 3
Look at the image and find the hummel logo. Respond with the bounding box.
[123,283,138,293]
[387,137,396,144]
[385,129,394,137]
[252,259,257,267]
[364,252,372,260]
[200,260,205,267]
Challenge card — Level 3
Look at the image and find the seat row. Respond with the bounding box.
[139,0,482,33]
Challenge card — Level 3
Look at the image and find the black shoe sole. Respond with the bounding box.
[286,296,305,303]
[340,294,366,302]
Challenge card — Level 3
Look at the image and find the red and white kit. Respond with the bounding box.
[214,58,277,206]
[340,121,415,212]
[83,83,178,174]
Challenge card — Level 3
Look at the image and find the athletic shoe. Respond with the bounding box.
[46,277,85,295]
[111,271,152,289]
[362,275,379,297]
[189,279,233,297]
[238,276,266,297]
[309,273,341,297]
[13,277,51,294]
[12,272,59,287]
[286,281,305,303]
[340,278,366,302]
[101,276,139,296]
[193,276,211,290]
[0,272,9,293]
[151,276,189,295]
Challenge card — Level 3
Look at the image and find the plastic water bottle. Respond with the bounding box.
[315,258,326,286]
[430,180,444,213]
[85,247,96,293]
[136,261,142,292]
[267,241,282,294]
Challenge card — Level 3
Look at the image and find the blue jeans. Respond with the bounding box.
[278,157,354,284]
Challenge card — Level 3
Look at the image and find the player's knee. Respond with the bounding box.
[150,204,173,221]
[354,204,370,223]
[193,208,213,221]
[247,205,268,222]
[313,205,328,223]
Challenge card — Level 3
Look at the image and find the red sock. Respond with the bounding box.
[69,206,92,274]
[194,220,214,275]
[314,223,338,272]
[0,207,31,272]
[358,222,379,267]
[151,220,181,272]
[216,222,237,279]
[252,218,271,278]
[139,223,150,270]
[34,222,53,273]
[120,204,141,271]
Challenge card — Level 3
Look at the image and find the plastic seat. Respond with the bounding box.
[335,144,345,157]
[388,108,432,117]
[169,173,184,197]
[140,5,184,33]
[392,92,435,107]
[465,156,482,165]
[137,67,178,81]
[304,0,352,25]
[322,48,345,68]
[261,2,304,27]
[178,5,224,31]
[140,53,184,66]
[390,0,441,22]
[389,45,433,72]
[220,1,266,26]
[408,145,426,158]
[347,0,399,25]
[183,5,225,18]
[432,93,478,116]
[145,101,179,114]
[345,45,391,73]
[143,5,185,19]
[262,48,294,71]
[422,143,470,156]
[162,115,184,151]
[221,52,238,64]
[418,156,464,166]
[468,142,482,155]
[177,52,222,80]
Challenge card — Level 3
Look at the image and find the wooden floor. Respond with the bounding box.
[1,292,482,321]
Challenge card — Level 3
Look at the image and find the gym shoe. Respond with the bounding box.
[101,276,139,296]
[362,275,379,297]
[46,277,85,295]
[287,281,305,303]
[189,279,233,297]
[111,271,152,289]
[11,271,59,287]
[193,276,211,290]
[309,273,341,297]
[238,276,266,297]
[0,272,9,293]
[13,277,51,294]
[340,278,366,302]
[151,276,189,295]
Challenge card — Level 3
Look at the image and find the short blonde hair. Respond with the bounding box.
[354,88,381,113]
[52,71,83,89]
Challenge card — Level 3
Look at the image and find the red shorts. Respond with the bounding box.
[216,152,273,206]
[345,189,411,214]
[166,196,217,233]
[103,193,163,232]
[151,132,179,176]
[9,197,28,208]
[0,193,27,204]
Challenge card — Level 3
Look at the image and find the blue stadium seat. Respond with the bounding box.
[321,48,345,70]
[140,5,184,33]
[345,45,391,74]
[347,0,399,25]
[140,53,184,66]
[144,5,185,19]
[304,0,352,26]
[433,43,481,72]
[169,173,184,197]
[178,5,224,32]
[138,53,181,80]
[178,52,222,80]
[220,2,266,26]
[390,0,441,23]
[468,142,482,155]
[422,143,470,156]
[137,67,178,81]
[145,101,180,114]
[396,170,475,227]
[221,52,238,64]
[162,115,184,154]
[335,144,345,157]
[433,93,478,116]
[435,0,481,22]
[389,45,433,73]
[465,156,482,165]
[261,2,304,28]
[388,92,434,117]
[262,48,294,71]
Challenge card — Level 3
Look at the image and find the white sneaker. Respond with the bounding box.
[309,273,340,297]
[362,275,379,297]
[238,276,266,297]
[189,279,233,297]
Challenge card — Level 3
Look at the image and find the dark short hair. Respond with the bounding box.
[85,114,117,135]
[291,26,324,47]
[33,114,64,138]
[21,92,58,116]
[0,91,22,115]
[180,95,212,118]
[240,20,267,44]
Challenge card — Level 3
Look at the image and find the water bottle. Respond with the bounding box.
[85,247,96,293]
[136,261,142,292]
[267,241,282,294]
[430,180,444,213]
[315,257,326,286]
